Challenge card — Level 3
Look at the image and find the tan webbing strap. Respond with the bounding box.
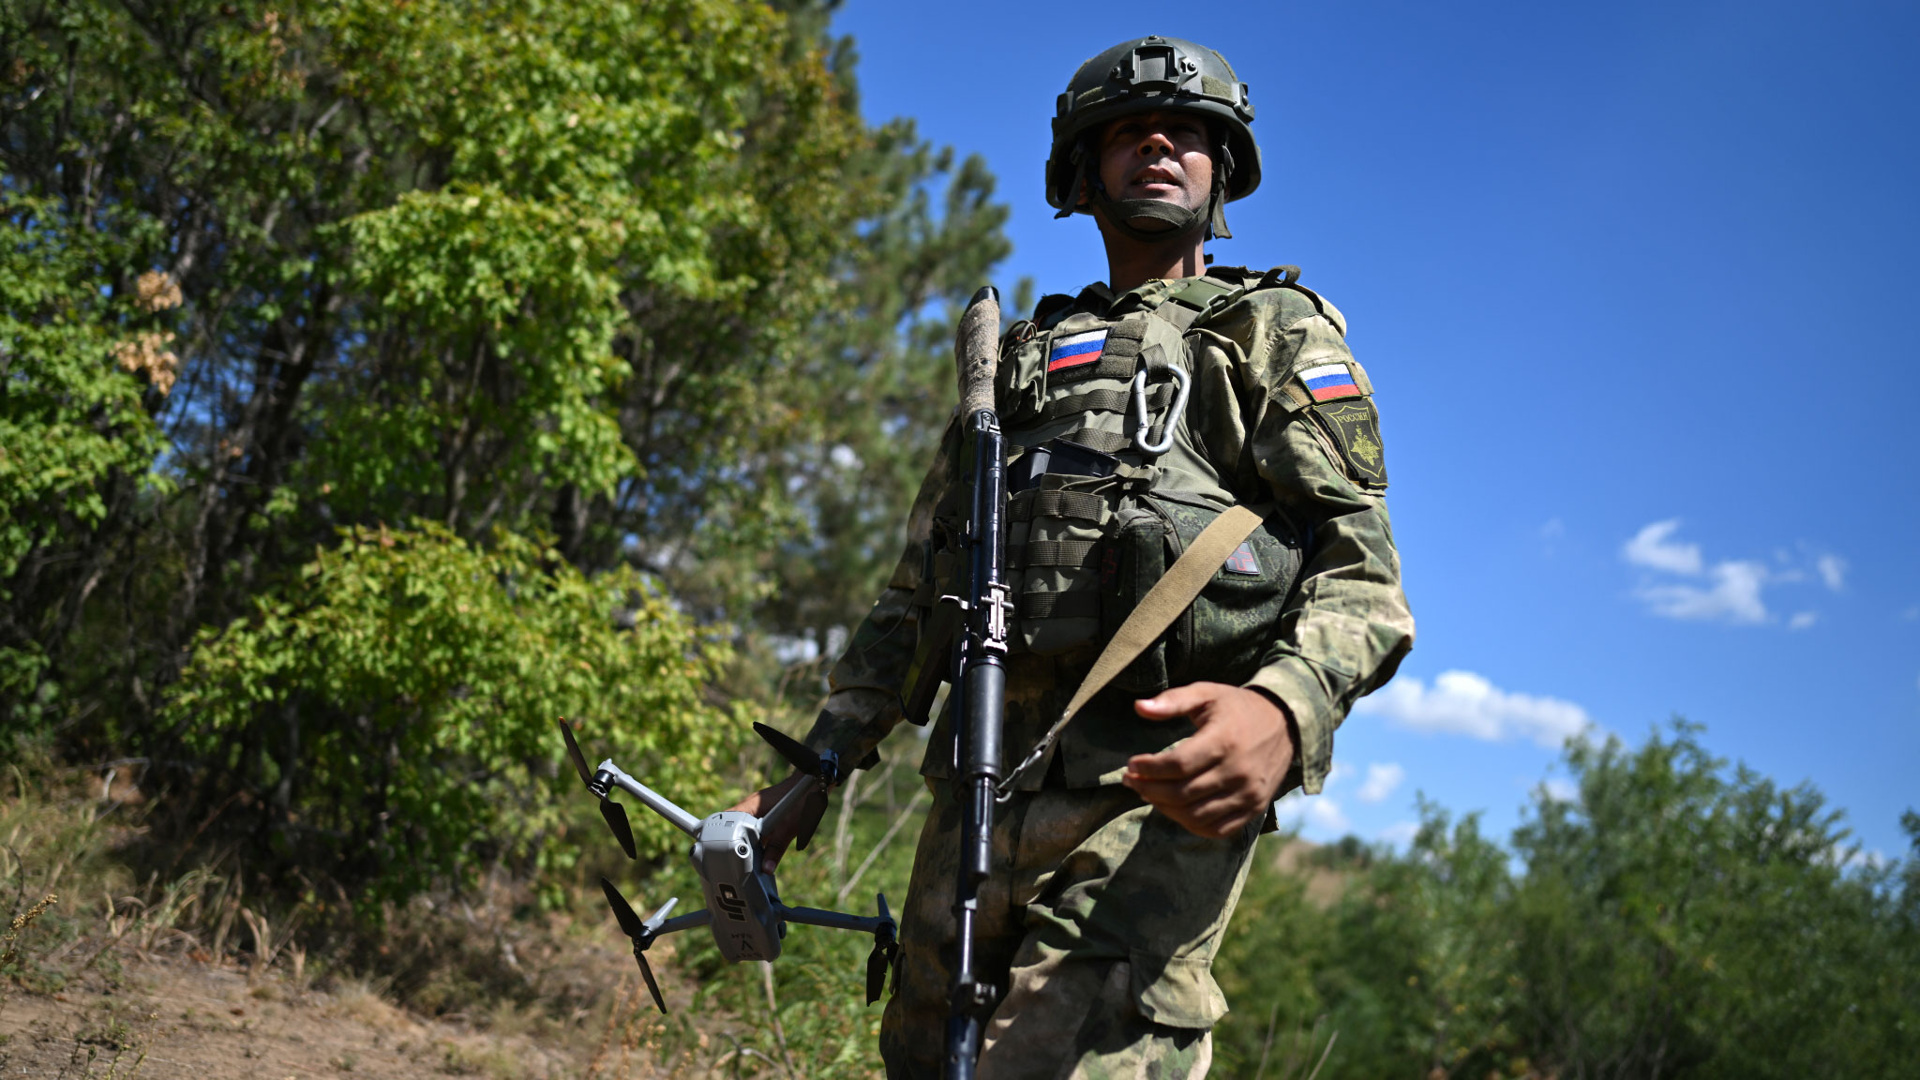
[996,504,1265,795]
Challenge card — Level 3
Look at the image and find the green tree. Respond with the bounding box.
[166,522,742,906]
[0,197,169,728]
[1211,725,1919,1079]
[1509,724,1919,1079]
[0,0,1011,834]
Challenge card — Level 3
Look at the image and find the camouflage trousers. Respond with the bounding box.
[878,779,1262,1080]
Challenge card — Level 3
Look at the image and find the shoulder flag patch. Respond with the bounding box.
[1299,362,1361,401]
[1047,329,1108,372]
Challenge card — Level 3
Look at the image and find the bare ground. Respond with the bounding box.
[0,930,748,1080]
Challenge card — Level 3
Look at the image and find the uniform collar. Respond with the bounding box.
[1074,277,1179,319]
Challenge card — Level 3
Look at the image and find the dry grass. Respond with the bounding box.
[0,751,875,1078]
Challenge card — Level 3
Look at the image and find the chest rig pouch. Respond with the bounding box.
[916,278,1305,703]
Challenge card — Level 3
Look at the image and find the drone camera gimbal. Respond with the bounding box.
[559,719,900,1013]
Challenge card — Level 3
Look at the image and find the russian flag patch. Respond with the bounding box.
[1300,362,1361,401]
[1047,329,1108,372]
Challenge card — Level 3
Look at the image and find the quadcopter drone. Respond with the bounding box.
[558,718,899,1014]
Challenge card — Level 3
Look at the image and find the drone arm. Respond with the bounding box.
[599,762,703,837]
[654,909,713,938]
[777,903,890,936]
[759,773,821,840]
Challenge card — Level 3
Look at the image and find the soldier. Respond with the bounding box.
[732,35,1413,1079]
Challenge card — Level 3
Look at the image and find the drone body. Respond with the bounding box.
[560,719,898,1012]
[687,811,786,963]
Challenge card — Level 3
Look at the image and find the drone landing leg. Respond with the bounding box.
[776,896,900,1005]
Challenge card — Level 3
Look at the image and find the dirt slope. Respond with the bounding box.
[0,956,617,1080]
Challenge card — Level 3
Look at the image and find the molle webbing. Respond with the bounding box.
[1011,490,1105,523]
[1010,538,1099,568]
[1041,383,1174,419]
[1153,275,1242,331]
[1056,427,1164,455]
[1018,591,1100,619]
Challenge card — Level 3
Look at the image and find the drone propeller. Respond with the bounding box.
[864,892,900,1006]
[753,721,827,779]
[752,722,838,851]
[558,719,639,860]
[600,877,676,1014]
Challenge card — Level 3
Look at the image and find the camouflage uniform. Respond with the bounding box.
[804,269,1414,1078]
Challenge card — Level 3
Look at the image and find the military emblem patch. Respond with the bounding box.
[1224,541,1261,576]
[1314,400,1388,486]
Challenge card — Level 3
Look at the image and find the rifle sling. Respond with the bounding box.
[996,504,1265,795]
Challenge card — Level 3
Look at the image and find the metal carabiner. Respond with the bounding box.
[1130,365,1190,455]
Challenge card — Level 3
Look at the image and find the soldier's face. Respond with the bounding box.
[1092,110,1214,212]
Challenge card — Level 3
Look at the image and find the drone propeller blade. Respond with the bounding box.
[866,891,899,1005]
[558,718,595,786]
[601,798,639,860]
[600,877,648,941]
[793,785,828,852]
[753,722,824,777]
[635,949,668,1014]
[865,941,890,1005]
[601,879,671,1013]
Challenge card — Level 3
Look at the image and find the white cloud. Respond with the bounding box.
[1274,792,1350,836]
[1636,558,1770,624]
[1356,670,1589,748]
[1356,762,1405,804]
[1623,519,1703,574]
[1817,555,1848,591]
[1540,517,1565,539]
[1541,777,1579,802]
[1623,521,1849,627]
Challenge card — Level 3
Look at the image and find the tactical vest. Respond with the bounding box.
[921,272,1305,699]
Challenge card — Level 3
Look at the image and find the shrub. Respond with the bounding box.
[167,522,746,909]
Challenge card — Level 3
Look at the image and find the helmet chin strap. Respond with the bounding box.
[1061,138,1235,243]
[1092,188,1210,243]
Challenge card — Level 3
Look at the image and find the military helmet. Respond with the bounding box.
[1046,35,1261,215]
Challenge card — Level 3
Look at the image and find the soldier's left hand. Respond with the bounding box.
[1122,682,1295,838]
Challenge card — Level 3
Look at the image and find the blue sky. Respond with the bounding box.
[830,0,1919,859]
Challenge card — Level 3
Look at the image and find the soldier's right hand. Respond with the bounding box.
[726,773,829,875]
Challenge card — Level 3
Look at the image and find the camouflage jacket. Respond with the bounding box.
[803,267,1413,797]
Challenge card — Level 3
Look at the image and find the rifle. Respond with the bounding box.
[944,285,1008,1079]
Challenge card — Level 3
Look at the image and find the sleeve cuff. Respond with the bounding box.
[1243,659,1338,795]
[801,687,901,771]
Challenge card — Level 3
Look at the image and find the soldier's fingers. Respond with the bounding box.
[1125,776,1212,812]
[1125,765,1233,808]
[760,835,790,875]
[1132,682,1230,722]
[1124,734,1227,781]
[1183,792,1260,838]
[1158,798,1247,839]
